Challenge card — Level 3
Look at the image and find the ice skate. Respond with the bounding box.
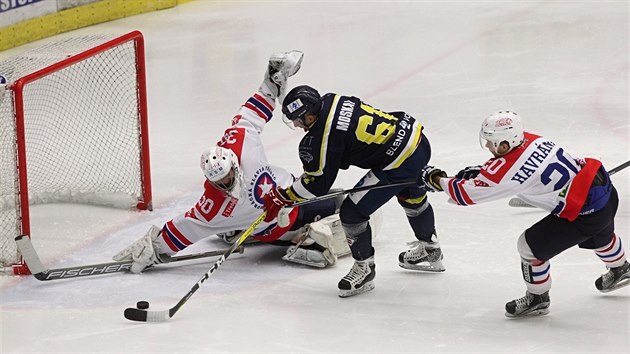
[505,291,550,318]
[398,240,445,272]
[338,257,375,298]
[595,261,630,293]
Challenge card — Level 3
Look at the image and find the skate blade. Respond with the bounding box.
[338,282,375,298]
[505,307,550,318]
[398,262,445,272]
[599,277,630,293]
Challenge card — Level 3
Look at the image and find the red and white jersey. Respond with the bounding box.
[157,93,299,255]
[439,132,602,221]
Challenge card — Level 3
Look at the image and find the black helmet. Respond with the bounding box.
[281,85,321,129]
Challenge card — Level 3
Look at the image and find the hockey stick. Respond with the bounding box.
[14,235,244,281]
[508,160,630,208]
[123,211,267,322]
[291,179,418,207]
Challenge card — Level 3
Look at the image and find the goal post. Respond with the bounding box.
[0,31,152,275]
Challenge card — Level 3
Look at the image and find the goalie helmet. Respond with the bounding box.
[200,146,244,197]
[281,85,321,129]
[479,110,524,154]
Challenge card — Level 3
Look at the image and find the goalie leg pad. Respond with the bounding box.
[283,245,331,268]
[310,214,350,258]
[282,214,350,268]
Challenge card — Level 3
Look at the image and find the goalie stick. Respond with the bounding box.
[508,159,630,208]
[123,211,267,322]
[14,235,244,281]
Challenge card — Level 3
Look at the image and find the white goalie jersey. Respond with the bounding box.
[439,132,604,221]
[155,93,299,256]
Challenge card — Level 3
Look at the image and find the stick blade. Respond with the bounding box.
[124,308,170,322]
[508,198,535,208]
[14,235,47,275]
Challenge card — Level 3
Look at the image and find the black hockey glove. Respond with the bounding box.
[455,165,482,180]
[420,165,447,192]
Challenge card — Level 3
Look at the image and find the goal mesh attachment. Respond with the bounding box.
[0,31,152,274]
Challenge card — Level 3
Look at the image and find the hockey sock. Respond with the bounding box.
[399,197,435,242]
[595,233,626,268]
[521,258,552,295]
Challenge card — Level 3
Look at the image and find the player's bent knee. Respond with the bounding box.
[517,232,536,261]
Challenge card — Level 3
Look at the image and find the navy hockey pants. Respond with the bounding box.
[525,185,619,261]
[339,135,434,260]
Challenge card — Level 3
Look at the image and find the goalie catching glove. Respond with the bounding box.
[420,165,447,192]
[113,225,164,273]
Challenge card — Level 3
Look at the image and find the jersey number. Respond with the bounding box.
[540,148,579,191]
[219,128,239,146]
[355,104,397,145]
[197,195,215,221]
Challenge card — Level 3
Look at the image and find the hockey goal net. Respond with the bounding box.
[0,31,152,275]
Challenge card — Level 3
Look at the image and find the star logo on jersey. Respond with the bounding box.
[257,174,274,199]
[248,167,279,207]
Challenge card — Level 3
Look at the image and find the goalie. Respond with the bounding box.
[113,52,352,271]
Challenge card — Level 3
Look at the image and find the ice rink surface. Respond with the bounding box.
[1,1,628,353]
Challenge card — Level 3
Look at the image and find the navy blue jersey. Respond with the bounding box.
[285,93,424,200]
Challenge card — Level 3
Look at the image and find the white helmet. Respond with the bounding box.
[200,146,244,197]
[479,110,524,153]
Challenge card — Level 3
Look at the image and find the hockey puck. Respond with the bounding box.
[136,301,150,310]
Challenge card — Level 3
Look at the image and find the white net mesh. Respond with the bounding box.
[0,33,149,268]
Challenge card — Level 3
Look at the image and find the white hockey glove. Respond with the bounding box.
[112,225,163,273]
[282,214,350,268]
[258,51,304,101]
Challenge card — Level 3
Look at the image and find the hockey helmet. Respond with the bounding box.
[200,146,244,197]
[479,110,524,154]
[281,85,321,129]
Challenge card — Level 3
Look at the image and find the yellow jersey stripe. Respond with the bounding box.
[384,122,423,170]
[307,95,340,177]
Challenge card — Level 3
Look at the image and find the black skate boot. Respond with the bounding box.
[595,261,630,293]
[338,257,375,298]
[505,291,550,318]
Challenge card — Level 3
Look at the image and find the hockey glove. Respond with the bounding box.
[262,186,295,222]
[455,165,482,180]
[421,165,447,192]
[113,225,164,273]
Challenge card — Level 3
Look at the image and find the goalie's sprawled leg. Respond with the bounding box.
[397,190,445,272]
[278,197,346,268]
[282,213,350,268]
